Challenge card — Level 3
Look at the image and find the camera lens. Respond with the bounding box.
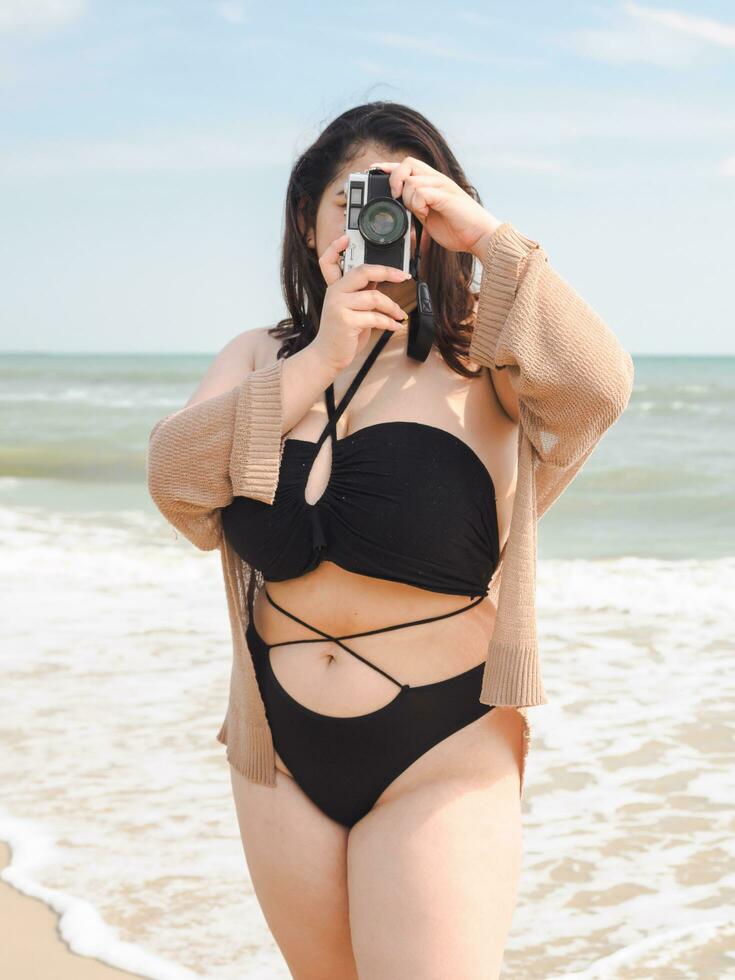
[358,197,407,246]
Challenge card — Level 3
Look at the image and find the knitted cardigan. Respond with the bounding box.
[146,222,635,798]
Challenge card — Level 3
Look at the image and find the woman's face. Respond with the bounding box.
[305,143,426,304]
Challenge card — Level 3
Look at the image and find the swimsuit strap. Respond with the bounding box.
[316,328,393,451]
[263,586,404,687]
[262,587,486,689]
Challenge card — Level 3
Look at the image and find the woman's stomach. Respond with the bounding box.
[251,559,497,719]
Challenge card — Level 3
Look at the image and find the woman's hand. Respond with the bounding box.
[368,156,502,260]
[312,233,412,373]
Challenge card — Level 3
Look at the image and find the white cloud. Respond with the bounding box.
[720,155,735,177]
[0,125,301,177]
[446,92,735,179]
[473,151,568,175]
[450,94,735,147]
[626,2,735,49]
[334,27,546,69]
[353,58,416,81]
[454,11,505,31]
[0,0,86,34]
[559,1,735,67]
[359,31,489,64]
[215,2,248,25]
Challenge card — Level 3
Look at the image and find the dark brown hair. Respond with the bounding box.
[269,100,484,379]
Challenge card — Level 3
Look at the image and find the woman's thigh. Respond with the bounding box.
[229,764,359,980]
[346,709,525,980]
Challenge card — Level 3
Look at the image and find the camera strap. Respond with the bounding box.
[407,217,435,363]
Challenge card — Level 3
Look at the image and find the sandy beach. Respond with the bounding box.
[0,841,145,980]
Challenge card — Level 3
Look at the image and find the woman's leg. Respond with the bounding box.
[346,707,525,980]
[229,764,359,980]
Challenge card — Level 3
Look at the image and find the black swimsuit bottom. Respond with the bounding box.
[248,587,495,829]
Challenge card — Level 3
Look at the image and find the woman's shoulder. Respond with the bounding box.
[251,324,285,370]
[183,326,277,409]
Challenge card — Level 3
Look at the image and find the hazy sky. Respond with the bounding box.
[1,0,733,355]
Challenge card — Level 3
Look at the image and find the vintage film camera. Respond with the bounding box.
[339,166,435,361]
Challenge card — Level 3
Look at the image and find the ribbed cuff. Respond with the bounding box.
[479,636,549,707]
[469,222,541,368]
[218,720,277,787]
[230,358,285,503]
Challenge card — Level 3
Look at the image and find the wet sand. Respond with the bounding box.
[0,841,145,980]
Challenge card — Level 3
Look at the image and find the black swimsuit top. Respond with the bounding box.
[221,328,500,599]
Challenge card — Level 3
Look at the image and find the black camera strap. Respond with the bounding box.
[407,216,435,362]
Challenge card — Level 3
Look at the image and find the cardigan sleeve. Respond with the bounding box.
[146,358,284,551]
[469,222,635,519]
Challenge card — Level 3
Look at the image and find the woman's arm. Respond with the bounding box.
[469,223,635,518]
[147,331,337,551]
[485,363,519,425]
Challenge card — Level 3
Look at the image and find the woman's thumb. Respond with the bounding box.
[320,233,349,286]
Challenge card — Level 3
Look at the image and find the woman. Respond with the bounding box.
[147,101,635,979]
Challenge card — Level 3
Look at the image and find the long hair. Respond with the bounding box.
[269,101,484,379]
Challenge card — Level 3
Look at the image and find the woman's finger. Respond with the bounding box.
[340,262,411,293]
[319,233,350,287]
[401,175,443,217]
[369,157,440,199]
[347,287,407,321]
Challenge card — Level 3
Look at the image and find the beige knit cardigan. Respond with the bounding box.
[146,221,635,798]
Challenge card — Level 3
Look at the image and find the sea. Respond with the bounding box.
[1,351,733,979]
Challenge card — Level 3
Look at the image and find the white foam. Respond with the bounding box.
[548,915,735,978]
[0,388,182,408]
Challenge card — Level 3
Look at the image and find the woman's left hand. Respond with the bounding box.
[368,156,502,259]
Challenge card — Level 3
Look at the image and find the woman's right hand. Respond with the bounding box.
[311,233,412,373]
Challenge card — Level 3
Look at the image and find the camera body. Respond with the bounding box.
[339,167,413,277]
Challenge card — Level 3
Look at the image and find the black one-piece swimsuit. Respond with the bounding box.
[221,328,501,829]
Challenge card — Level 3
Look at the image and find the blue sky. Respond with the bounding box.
[1,0,733,355]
